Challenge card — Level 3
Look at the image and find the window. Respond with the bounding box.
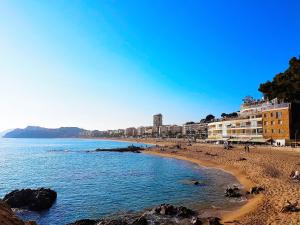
[271,112,273,117]
[264,129,267,133]
[264,121,268,125]
[271,129,274,133]
[278,129,281,134]
[278,120,283,125]
[264,113,267,118]
[276,111,282,118]
[271,121,275,125]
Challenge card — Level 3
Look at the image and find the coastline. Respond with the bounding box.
[143,150,261,223]
[115,138,300,224]
[3,137,300,224]
[88,137,259,221]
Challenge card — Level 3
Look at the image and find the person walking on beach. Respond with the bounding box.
[244,144,250,153]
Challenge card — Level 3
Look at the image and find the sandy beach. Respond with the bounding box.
[121,138,300,225]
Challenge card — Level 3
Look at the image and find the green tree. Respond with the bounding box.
[259,56,300,103]
[205,114,215,122]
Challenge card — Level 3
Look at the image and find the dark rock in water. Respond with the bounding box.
[3,188,57,211]
[208,217,222,225]
[191,180,200,185]
[132,216,147,225]
[225,186,242,198]
[94,146,143,153]
[66,219,99,225]
[153,204,195,218]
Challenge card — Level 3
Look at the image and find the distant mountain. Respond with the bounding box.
[3,126,86,138]
[0,129,15,137]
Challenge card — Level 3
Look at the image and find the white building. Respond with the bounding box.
[207,99,264,143]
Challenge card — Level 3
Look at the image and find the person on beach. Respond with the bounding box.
[244,144,250,152]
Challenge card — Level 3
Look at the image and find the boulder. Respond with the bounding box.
[208,217,222,225]
[153,204,195,217]
[238,157,247,161]
[191,217,203,225]
[3,188,57,211]
[191,180,200,185]
[225,186,242,198]
[176,206,195,217]
[281,200,300,213]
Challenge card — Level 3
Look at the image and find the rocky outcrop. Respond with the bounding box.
[3,188,57,211]
[67,219,129,225]
[67,204,223,225]
[224,186,242,198]
[0,201,37,225]
[153,204,195,217]
[93,146,144,153]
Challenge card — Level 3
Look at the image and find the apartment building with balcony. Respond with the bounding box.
[182,122,208,139]
[207,98,265,143]
[262,99,292,146]
[124,127,137,137]
[159,125,182,138]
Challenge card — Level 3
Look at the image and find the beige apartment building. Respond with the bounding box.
[262,100,292,146]
[182,122,208,139]
[207,98,294,145]
[159,125,182,138]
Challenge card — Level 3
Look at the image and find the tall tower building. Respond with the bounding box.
[153,114,163,127]
[153,114,163,135]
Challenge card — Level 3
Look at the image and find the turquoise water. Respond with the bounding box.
[0,138,240,225]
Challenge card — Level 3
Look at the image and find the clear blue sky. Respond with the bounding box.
[0,0,299,131]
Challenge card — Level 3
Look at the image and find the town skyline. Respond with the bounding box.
[1,1,300,131]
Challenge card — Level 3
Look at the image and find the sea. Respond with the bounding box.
[0,138,241,225]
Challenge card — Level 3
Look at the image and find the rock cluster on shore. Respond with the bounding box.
[67,204,222,225]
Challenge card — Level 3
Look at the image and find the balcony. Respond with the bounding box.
[262,103,291,111]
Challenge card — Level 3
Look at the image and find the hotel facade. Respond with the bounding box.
[207,98,293,145]
[207,99,264,143]
[262,100,292,146]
